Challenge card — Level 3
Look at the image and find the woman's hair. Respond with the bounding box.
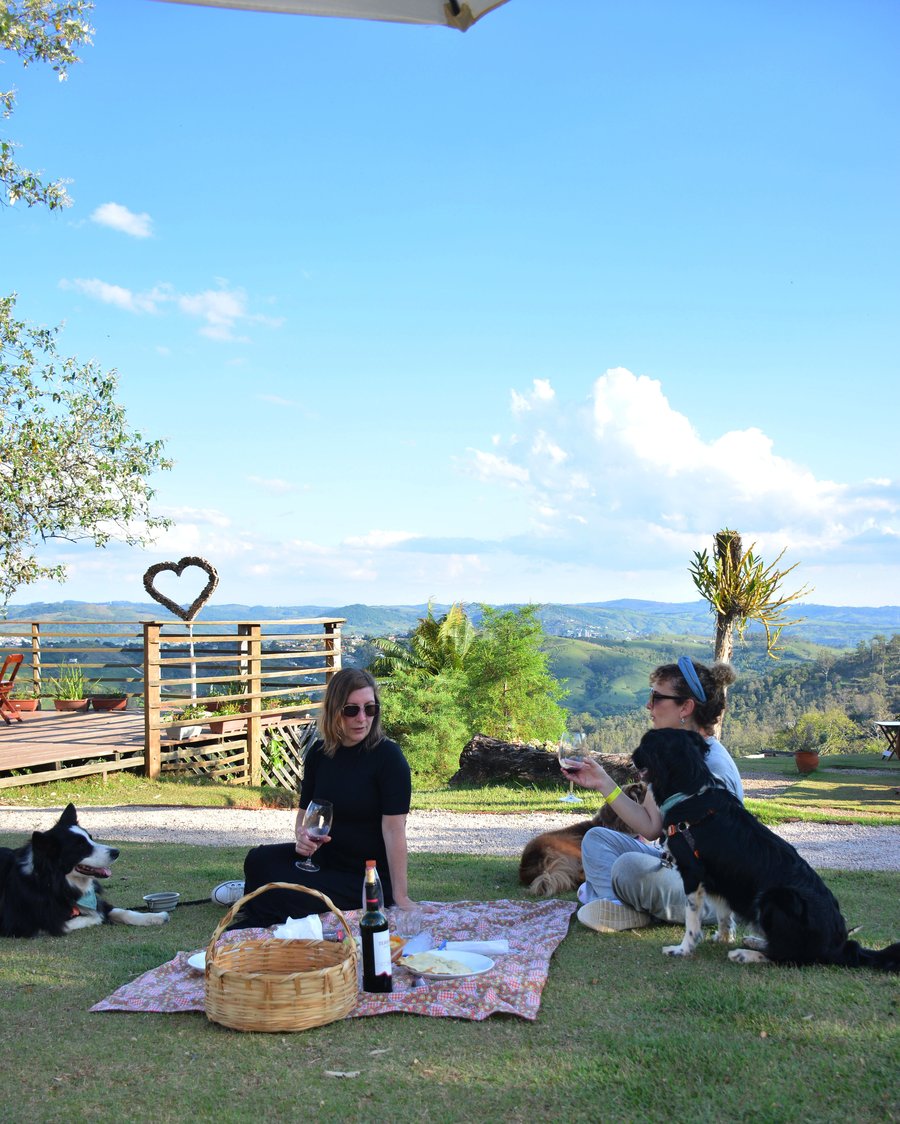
[650,658,737,733]
[318,667,384,755]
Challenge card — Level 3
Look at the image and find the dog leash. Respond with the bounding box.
[131,897,211,911]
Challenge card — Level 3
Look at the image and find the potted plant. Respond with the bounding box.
[163,702,212,740]
[260,694,286,726]
[209,699,246,735]
[90,689,129,712]
[10,684,41,713]
[46,666,94,712]
[783,709,857,775]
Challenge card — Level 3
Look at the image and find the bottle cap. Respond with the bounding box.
[365,859,375,869]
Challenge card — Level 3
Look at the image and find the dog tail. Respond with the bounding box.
[525,855,582,897]
[834,940,900,972]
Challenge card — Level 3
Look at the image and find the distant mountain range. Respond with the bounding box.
[4,599,900,649]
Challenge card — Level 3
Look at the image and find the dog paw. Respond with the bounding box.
[662,944,694,957]
[728,948,768,965]
[149,910,170,924]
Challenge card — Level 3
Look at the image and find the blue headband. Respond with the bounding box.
[677,657,707,703]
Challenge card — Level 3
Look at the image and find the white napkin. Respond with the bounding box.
[442,939,509,955]
[272,914,324,941]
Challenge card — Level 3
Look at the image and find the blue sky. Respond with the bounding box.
[3,0,898,610]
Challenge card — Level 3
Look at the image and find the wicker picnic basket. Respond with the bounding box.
[204,882,358,1032]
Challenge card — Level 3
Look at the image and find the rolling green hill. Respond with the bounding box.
[5,598,900,649]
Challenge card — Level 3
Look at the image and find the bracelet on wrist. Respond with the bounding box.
[601,784,622,806]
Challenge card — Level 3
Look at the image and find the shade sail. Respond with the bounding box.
[155,0,511,31]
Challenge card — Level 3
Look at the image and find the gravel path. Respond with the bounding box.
[0,804,897,872]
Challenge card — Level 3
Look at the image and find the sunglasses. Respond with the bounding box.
[648,690,686,707]
[341,702,380,718]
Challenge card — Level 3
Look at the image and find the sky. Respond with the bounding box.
[2,0,899,611]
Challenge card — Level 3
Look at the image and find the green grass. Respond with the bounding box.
[0,850,897,1123]
[3,752,898,825]
[0,772,298,810]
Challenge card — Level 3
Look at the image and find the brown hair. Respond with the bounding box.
[318,667,384,755]
[650,659,737,733]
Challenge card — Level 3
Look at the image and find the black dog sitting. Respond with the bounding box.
[632,728,900,971]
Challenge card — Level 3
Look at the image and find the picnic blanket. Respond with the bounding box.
[91,898,576,1022]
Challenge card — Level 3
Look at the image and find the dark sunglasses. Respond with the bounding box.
[341,702,380,718]
[648,690,686,706]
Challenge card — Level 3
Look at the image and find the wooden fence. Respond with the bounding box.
[0,617,344,788]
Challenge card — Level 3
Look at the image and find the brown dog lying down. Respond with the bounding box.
[518,781,648,896]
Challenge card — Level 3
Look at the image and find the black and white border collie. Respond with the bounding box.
[632,728,900,971]
[0,803,170,937]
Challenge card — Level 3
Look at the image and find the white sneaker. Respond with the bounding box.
[577,882,592,905]
[577,898,652,932]
[211,880,245,905]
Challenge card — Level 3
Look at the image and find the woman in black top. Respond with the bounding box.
[235,668,414,927]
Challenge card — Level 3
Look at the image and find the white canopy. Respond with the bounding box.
[155,0,511,31]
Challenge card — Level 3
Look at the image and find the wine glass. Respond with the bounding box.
[294,800,333,872]
[557,733,586,804]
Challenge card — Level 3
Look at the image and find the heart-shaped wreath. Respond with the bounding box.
[143,556,219,621]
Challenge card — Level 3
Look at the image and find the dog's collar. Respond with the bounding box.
[657,783,714,816]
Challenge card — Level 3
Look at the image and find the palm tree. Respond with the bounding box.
[369,602,476,681]
[689,528,811,665]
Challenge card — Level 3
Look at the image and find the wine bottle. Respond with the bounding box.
[360,859,392,993]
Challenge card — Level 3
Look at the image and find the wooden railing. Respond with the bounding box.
[0,617,345,785]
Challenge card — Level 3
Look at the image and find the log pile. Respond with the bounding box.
[448,734,638,787]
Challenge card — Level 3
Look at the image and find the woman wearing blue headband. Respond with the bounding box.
[563,657,742,933]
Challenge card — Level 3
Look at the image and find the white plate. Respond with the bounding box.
[187,951,206,972]
[399,949,495,980]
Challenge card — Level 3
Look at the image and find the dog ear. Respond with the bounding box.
[59,804,78,827]
[31,828,59,859]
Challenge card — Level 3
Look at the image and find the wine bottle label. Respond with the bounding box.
[371,928,392,976]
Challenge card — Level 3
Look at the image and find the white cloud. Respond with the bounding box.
[511,377,555,415]
[259,394,301,408]
[90,202,153,238]
[247,476,300,495]
[467,366,900,578]
[466,449,530,485]
[60,277,167,313]
[342,530,417,549]
[58,276,282,343]
[156,506,233,529]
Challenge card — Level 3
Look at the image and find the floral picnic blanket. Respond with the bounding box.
[90,898,576,1023]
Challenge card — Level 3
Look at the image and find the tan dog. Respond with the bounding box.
[518,782,647,896]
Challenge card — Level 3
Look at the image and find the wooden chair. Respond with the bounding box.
[0,653,24,724]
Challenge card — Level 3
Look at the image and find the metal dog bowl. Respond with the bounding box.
[143,892,180,912]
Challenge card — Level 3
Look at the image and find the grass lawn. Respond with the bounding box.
[2,753,898,826]
[0,847,897,1124]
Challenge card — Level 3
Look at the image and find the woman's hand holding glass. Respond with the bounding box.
[294,800,333,873]
[560,754,610,792]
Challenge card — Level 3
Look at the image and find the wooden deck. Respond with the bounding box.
[0,710,146,788]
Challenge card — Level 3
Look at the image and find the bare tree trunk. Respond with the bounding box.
[711,531,741,737]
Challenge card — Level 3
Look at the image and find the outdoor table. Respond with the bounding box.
[873,721,899,761]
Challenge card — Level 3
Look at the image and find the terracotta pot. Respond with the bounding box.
[91,695,128,711]
[794,749,820,774]
[53,698,89,712]
[209,716,246,735]
[12,698,40,712]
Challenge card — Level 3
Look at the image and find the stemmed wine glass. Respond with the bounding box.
[557,733,587,804]
[294,799,333,872]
